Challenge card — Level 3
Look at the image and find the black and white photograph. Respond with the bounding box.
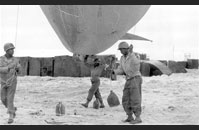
[0,5,199,125]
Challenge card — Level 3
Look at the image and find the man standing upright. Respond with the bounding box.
[0,43,21,124]
[112,42,143,124]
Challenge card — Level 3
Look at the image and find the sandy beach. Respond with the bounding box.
[0,69,199,125]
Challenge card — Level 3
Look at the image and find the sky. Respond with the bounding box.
[0,5,199,61]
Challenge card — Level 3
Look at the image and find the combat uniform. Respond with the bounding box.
[82,56,106,108]
[114,52,142,119]
[87,63,105,104]
[0,55,21,115]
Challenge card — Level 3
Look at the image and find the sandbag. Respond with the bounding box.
[93,99,100,109]
[107,90,120,107]
[55,102,65,116]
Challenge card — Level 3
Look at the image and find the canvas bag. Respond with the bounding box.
[107,90,120,107]
[93,99,100,109]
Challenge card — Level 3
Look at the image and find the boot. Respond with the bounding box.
[8,113,14,124]
[100,101,105,108]
[130,116,142,124]
[99,99,105,108]
[100,102,105,108]
[122,114,134,122]
[81,100,90,108]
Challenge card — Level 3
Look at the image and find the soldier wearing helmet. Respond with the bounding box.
[0,43,21,124]
[4,43,15,52]
[112,41,143,124]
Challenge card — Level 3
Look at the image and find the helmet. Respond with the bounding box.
[4,43,15,52]
[118,42,129,50]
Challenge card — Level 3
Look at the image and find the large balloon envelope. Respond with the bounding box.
[40,5,150,55]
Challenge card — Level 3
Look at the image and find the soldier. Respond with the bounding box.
[0,43,21,124]
[112,42,143,124]
[81,55,108,108]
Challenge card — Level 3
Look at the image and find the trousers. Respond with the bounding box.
[87,78,103,103]
[122,75,142,117]
[1,79,17,114]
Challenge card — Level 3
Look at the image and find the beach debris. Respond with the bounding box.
[168,106,175,111]
[29,110,44,116]
[74,109,77,115]
[44,118,67,125]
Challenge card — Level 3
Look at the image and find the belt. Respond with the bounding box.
[126,75,141,80]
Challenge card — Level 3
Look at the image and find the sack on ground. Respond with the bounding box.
[107,90,120,107]
[93,99,100,109]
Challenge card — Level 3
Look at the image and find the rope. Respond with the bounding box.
[108,57,114,92]
[14,5,20,49]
